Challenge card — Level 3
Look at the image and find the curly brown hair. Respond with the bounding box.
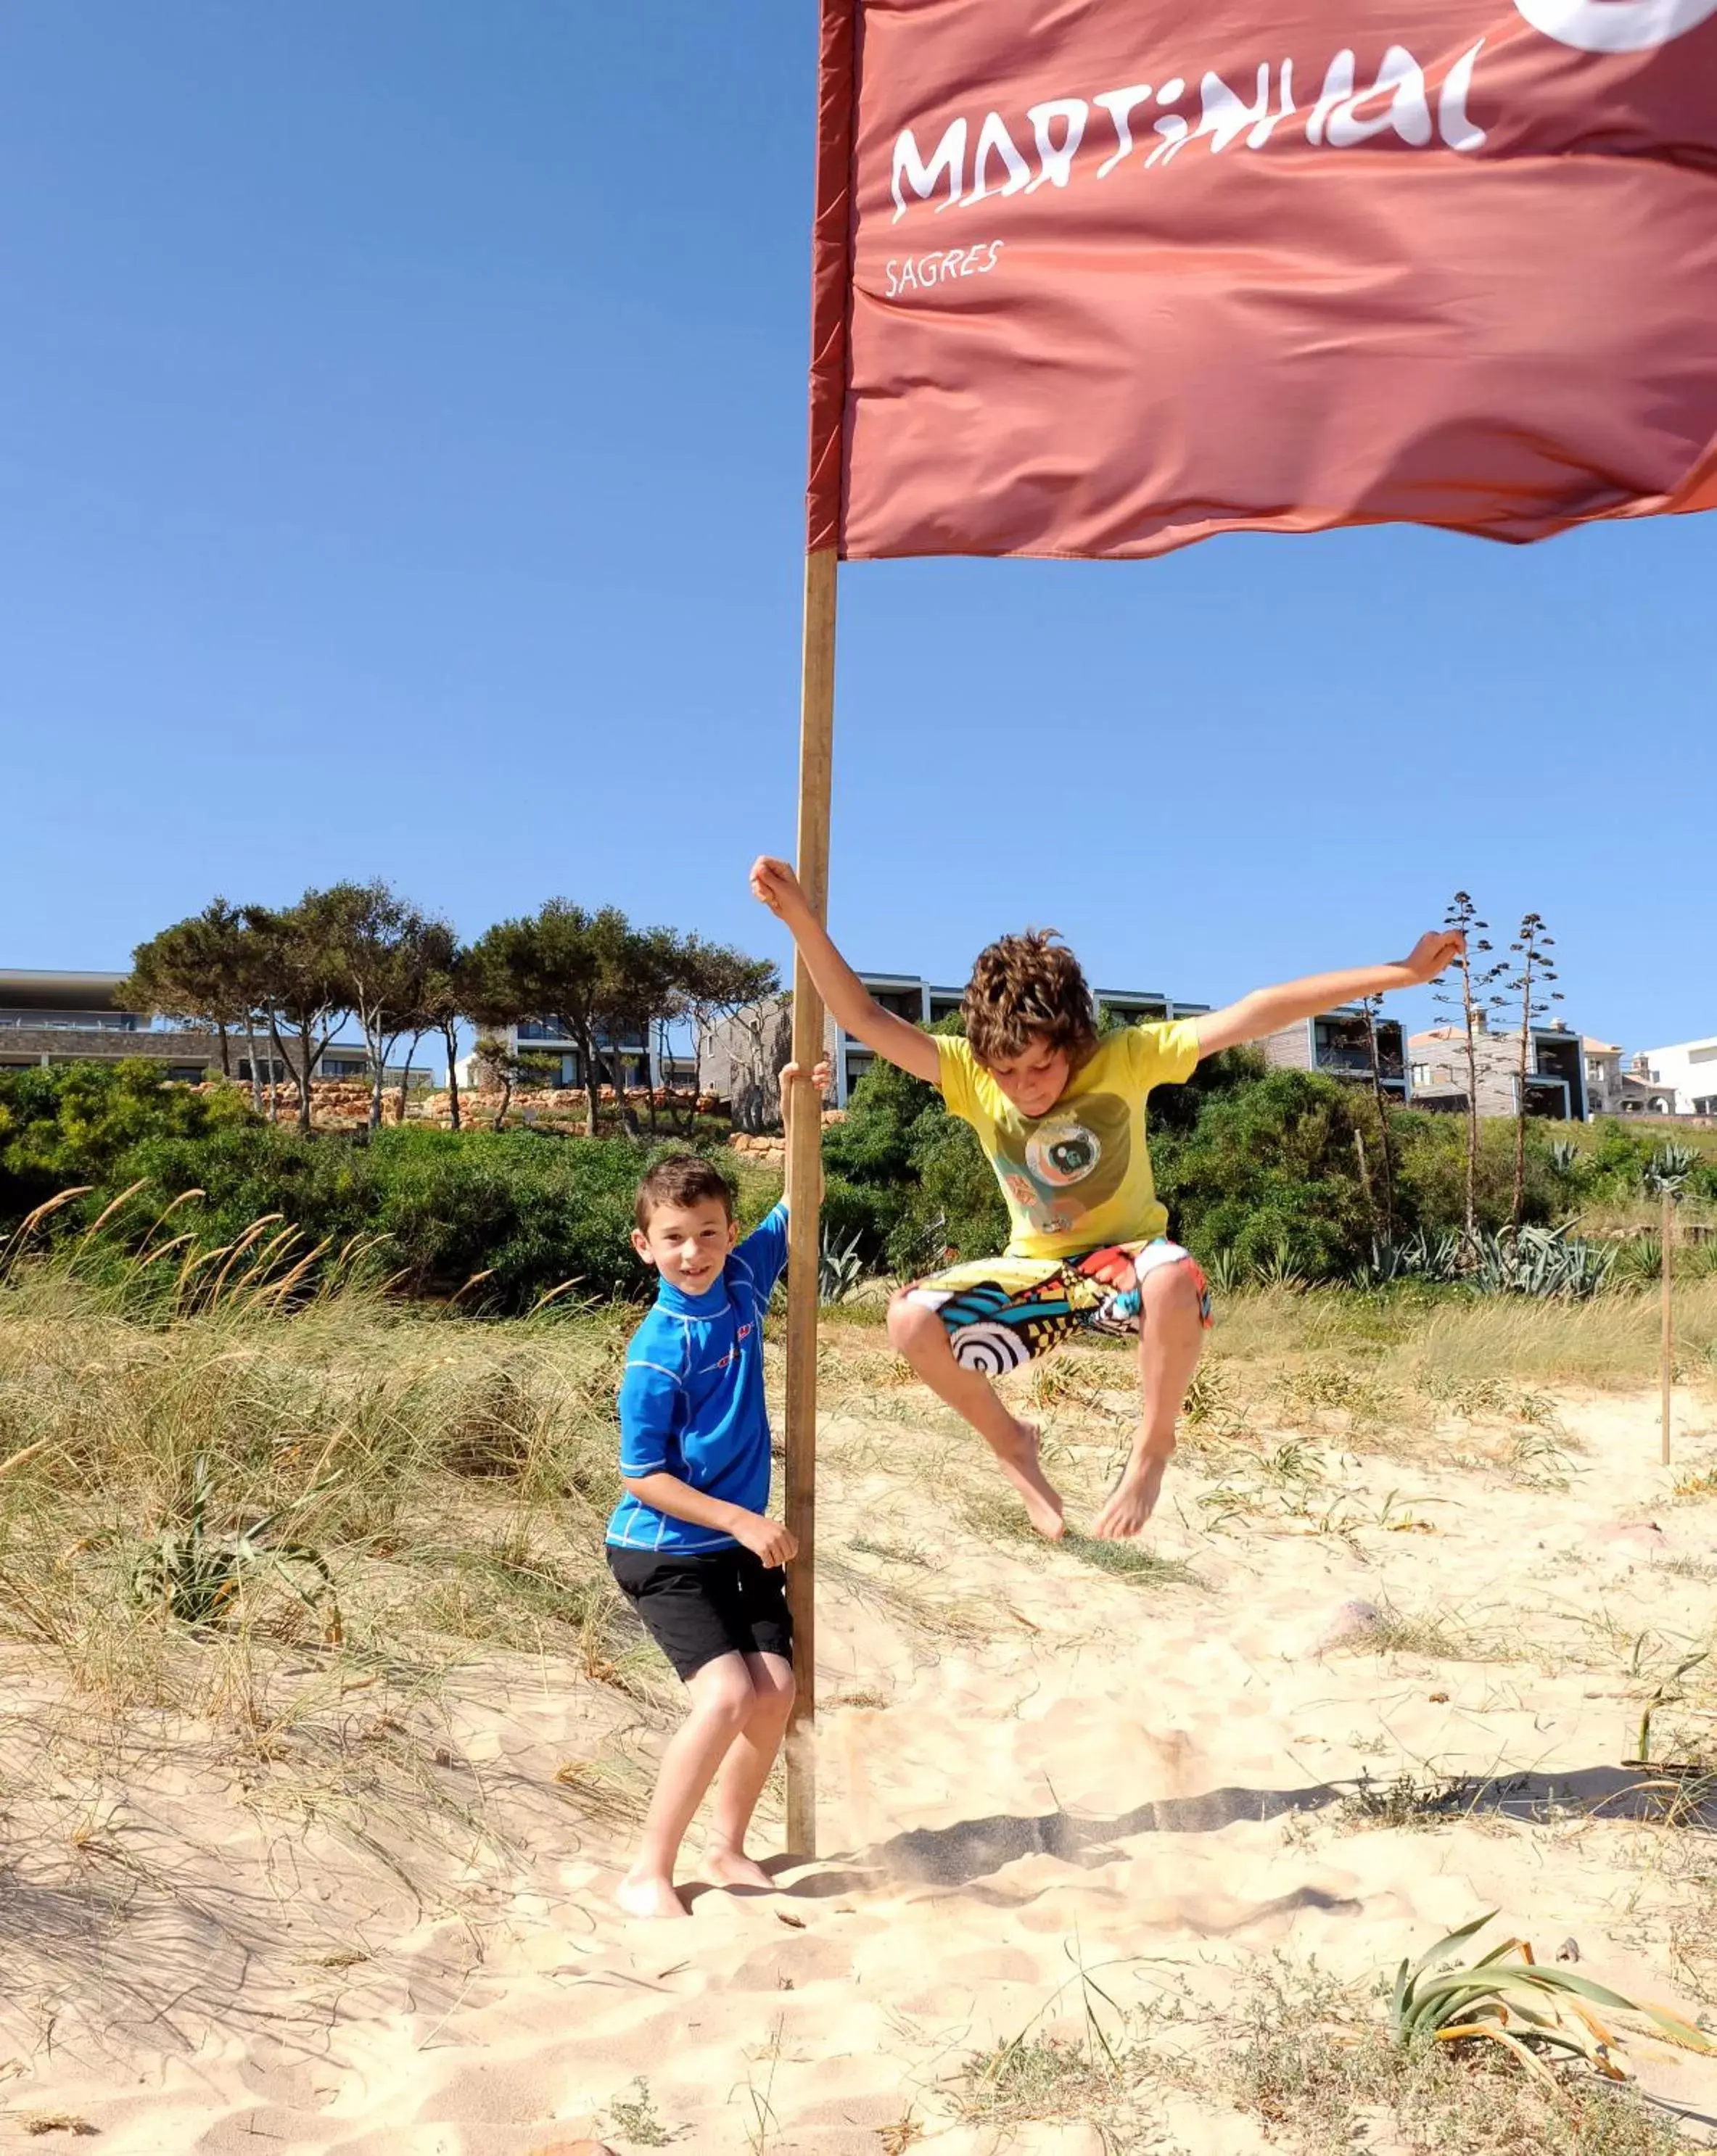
[961,929,1099,1070]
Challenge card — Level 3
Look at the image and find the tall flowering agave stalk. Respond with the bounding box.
[1391,1912,1713,2085]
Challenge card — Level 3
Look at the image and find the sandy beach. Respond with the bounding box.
[2,1345,1714,2153]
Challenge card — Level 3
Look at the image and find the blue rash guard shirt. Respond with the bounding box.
[605,1202,790,1556]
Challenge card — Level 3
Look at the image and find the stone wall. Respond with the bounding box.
[728,1111,847,1165]
[185,1078,720,1132]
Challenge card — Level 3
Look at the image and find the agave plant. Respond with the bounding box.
[1613,1232,1668,1288]
[1391,1912,1713,2084]
[1362,1236,1412,1287]
[1548,1139,1581,1177]
[1470,1226,1614,1300]
[1364,1228,1465,1287]
[1252,1239,1307,1290]
[818,1224,867,1305]
[1205,1245,1248,1297]
[131,1453,342,1643]
[1643,1143,1697,1197]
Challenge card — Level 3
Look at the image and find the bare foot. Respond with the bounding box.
[996,1418,1066,1540]
[703,1846,778,1893]
[616,1870,689,1920]
[1092,1449,1170,1540]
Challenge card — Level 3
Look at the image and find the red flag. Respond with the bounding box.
[806,1,1717,560]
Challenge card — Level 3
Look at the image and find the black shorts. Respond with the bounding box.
[606,1545,794,1682]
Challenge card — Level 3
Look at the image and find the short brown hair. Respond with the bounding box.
[635,1155,736,1232]
[962,929,1099,1070]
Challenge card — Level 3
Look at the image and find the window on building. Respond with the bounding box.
[870,988,926,1023]
[1518,1073,1570,1118]
[1689,1045,1717,1067]
[1694,1096,1717,1116]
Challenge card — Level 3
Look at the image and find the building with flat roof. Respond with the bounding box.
[1407,1015,1589,1120]
[0,970,427,1086]
[466,1019,693,1095]
[1633,1036,1717,1119]
[1259,1007,1409,1100]
[0,970,219,1081]
[1582,1038,1679,1118]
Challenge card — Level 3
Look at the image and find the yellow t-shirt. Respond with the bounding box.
[935,1022,1202,1260]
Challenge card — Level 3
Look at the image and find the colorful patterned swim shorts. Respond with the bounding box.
[900,1239,1213,1376]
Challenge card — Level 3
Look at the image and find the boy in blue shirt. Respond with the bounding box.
[606,1061,824,1921]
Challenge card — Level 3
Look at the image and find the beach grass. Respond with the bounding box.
[2,1229,1716,2139]
[4,1244,1711,1738]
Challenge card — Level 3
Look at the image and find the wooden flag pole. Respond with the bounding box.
[784,545,838,1857]
[1660,1185,1674,1469]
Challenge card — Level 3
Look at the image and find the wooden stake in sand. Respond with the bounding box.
[784,546,838,1858]
[1660,1185,1674,1469]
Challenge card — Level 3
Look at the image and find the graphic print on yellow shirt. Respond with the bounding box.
[934,1021,1202,1261]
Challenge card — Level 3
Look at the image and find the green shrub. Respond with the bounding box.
[65,1122,651,1310]
[1153,1070,1375,1282]
[1391,1112,1562,1238]
[818,1170,896,1261]
[17,1048,1675,1316]
[1545,1119,1717,1206]
[1,1065,785,1315]
[0,1060,252,1221]
[1142,1043,1268,1135]
[897,1110,1006,1275]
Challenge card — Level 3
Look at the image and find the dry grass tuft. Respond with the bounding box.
[0,1260,678,1911]
[948,1957,1703,2154]
[1274,1360,1406,1432]
[1190,1961,1695,2156]
[1057,1532,1202,1589]
[955,2031,1129,2126]
[1335,1768,1531,1834]
[1346,1601,1520,1666]
[1208,1279,1717,1396]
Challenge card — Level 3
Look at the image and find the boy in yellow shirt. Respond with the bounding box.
[751,856,1459,1541]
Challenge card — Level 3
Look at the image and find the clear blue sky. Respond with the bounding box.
[4,2,1711,1052]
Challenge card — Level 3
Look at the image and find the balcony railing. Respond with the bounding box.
[1317,1044,1407,1081]
[0,1013,142,1032]
[516,1021,648,1049]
